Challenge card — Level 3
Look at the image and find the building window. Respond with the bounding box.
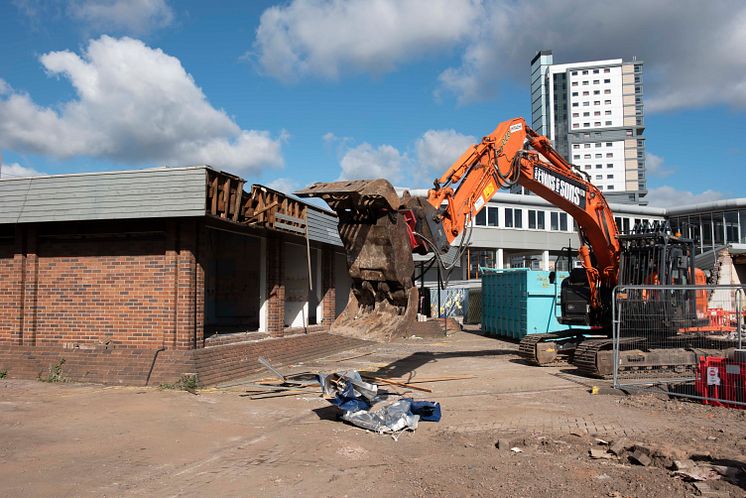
[559,213,568,231]
[572,123,579,128]
[604,89,611,94]
[605,110,611,115]
[583,91,589,96]
[583,112,590,117]
[606,142,613,147]
[593,100,600,105]
[594,111,601,116]
[606,153,613,157]
[595,153,602,158]
[607,174,614,179]
[593,79,599,84]
[594,121,601,126]
[528,210,545,230]
[604,99,612,104]
[585,165,591,170]
[573,144,580,149]
[595,142,601,147]
[607,185,614,190]
[583,101,589,106]
[604,68,611,73]
[584,154,591,159]
[584,143,591,148]
[583,123,590,127]
[596,164,602,168]
[593,69,599,74]
[573,154,580,159]
[475,208,486,226]
[582,70,588,75]
[487,206,499,227]
[604,79,611,83]
[594,90,600,95]
[572,102,578,107]
[582,81,589,85]
[595,174,603,180]
[550,212,559,230]
[626,130,633,136]
[607,163,613,168]
[572,81,578,86]
[571,71,578,76]
[605,120,612,125]
[505,208,523,229]
[571,92,578,96]
[572,113,579,118]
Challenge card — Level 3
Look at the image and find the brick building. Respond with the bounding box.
[0,166,361,386]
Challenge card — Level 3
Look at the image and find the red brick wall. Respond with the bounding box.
[266,236,285,337]
[322,246,336,326]
[33,236,170,349]
[0,331,367,386]
[0,237,20,345]
[0,221,206,351]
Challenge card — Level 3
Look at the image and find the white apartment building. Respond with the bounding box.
[530,50,646,204]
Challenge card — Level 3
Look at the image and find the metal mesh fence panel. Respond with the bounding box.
[613,284,746,407]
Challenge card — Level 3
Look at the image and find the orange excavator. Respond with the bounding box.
[297,117,706,377]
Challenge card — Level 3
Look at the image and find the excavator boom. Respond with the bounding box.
[297,117,620,340]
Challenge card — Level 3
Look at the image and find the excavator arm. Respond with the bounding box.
[297,117,620,340]
[424,117,620,320]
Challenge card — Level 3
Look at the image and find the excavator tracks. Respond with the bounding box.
[574,338,701,380]
[518,333,572,367]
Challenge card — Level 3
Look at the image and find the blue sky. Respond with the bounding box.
[0,0,744,206]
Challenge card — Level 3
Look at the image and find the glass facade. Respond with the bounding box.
[669,209,746,254]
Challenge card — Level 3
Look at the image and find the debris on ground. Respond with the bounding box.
[239,357,323,399]
[319,369,441,436]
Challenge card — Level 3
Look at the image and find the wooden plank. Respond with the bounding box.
[233,180,244,221]
[221,177,231,217]
[210,177,218,215]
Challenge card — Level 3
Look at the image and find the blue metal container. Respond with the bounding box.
[480,268,586,339]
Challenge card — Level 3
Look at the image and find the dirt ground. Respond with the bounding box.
[2,328,745,497]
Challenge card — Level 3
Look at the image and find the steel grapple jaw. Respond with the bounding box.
[296,179,419,341]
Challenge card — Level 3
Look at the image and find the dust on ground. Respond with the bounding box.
[2,328,745,497]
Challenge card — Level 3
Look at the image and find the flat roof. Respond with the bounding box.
[0,165,336,225]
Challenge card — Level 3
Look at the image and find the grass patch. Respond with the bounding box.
[0,369,7,379]
[159,374,199,392]
[42,359,66,383]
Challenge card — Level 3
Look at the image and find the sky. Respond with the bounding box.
[0,0,744,207]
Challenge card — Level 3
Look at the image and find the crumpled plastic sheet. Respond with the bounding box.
[342,398,419,434]
[318,370,441,434]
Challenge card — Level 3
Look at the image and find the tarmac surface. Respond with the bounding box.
[2,327,745,497]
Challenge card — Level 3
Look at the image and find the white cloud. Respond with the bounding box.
[438,0,746,110]
[334,128,475,186]
[68,0,174,35]
[338,143,408,182]
[415,129,475,178]
[646,186,723,207]
[0,36,284,175]
[266,177,299,193]
[253,0,746,112]
[0,162,45,179]
[253,0,480,82]
[645,152,674,178]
